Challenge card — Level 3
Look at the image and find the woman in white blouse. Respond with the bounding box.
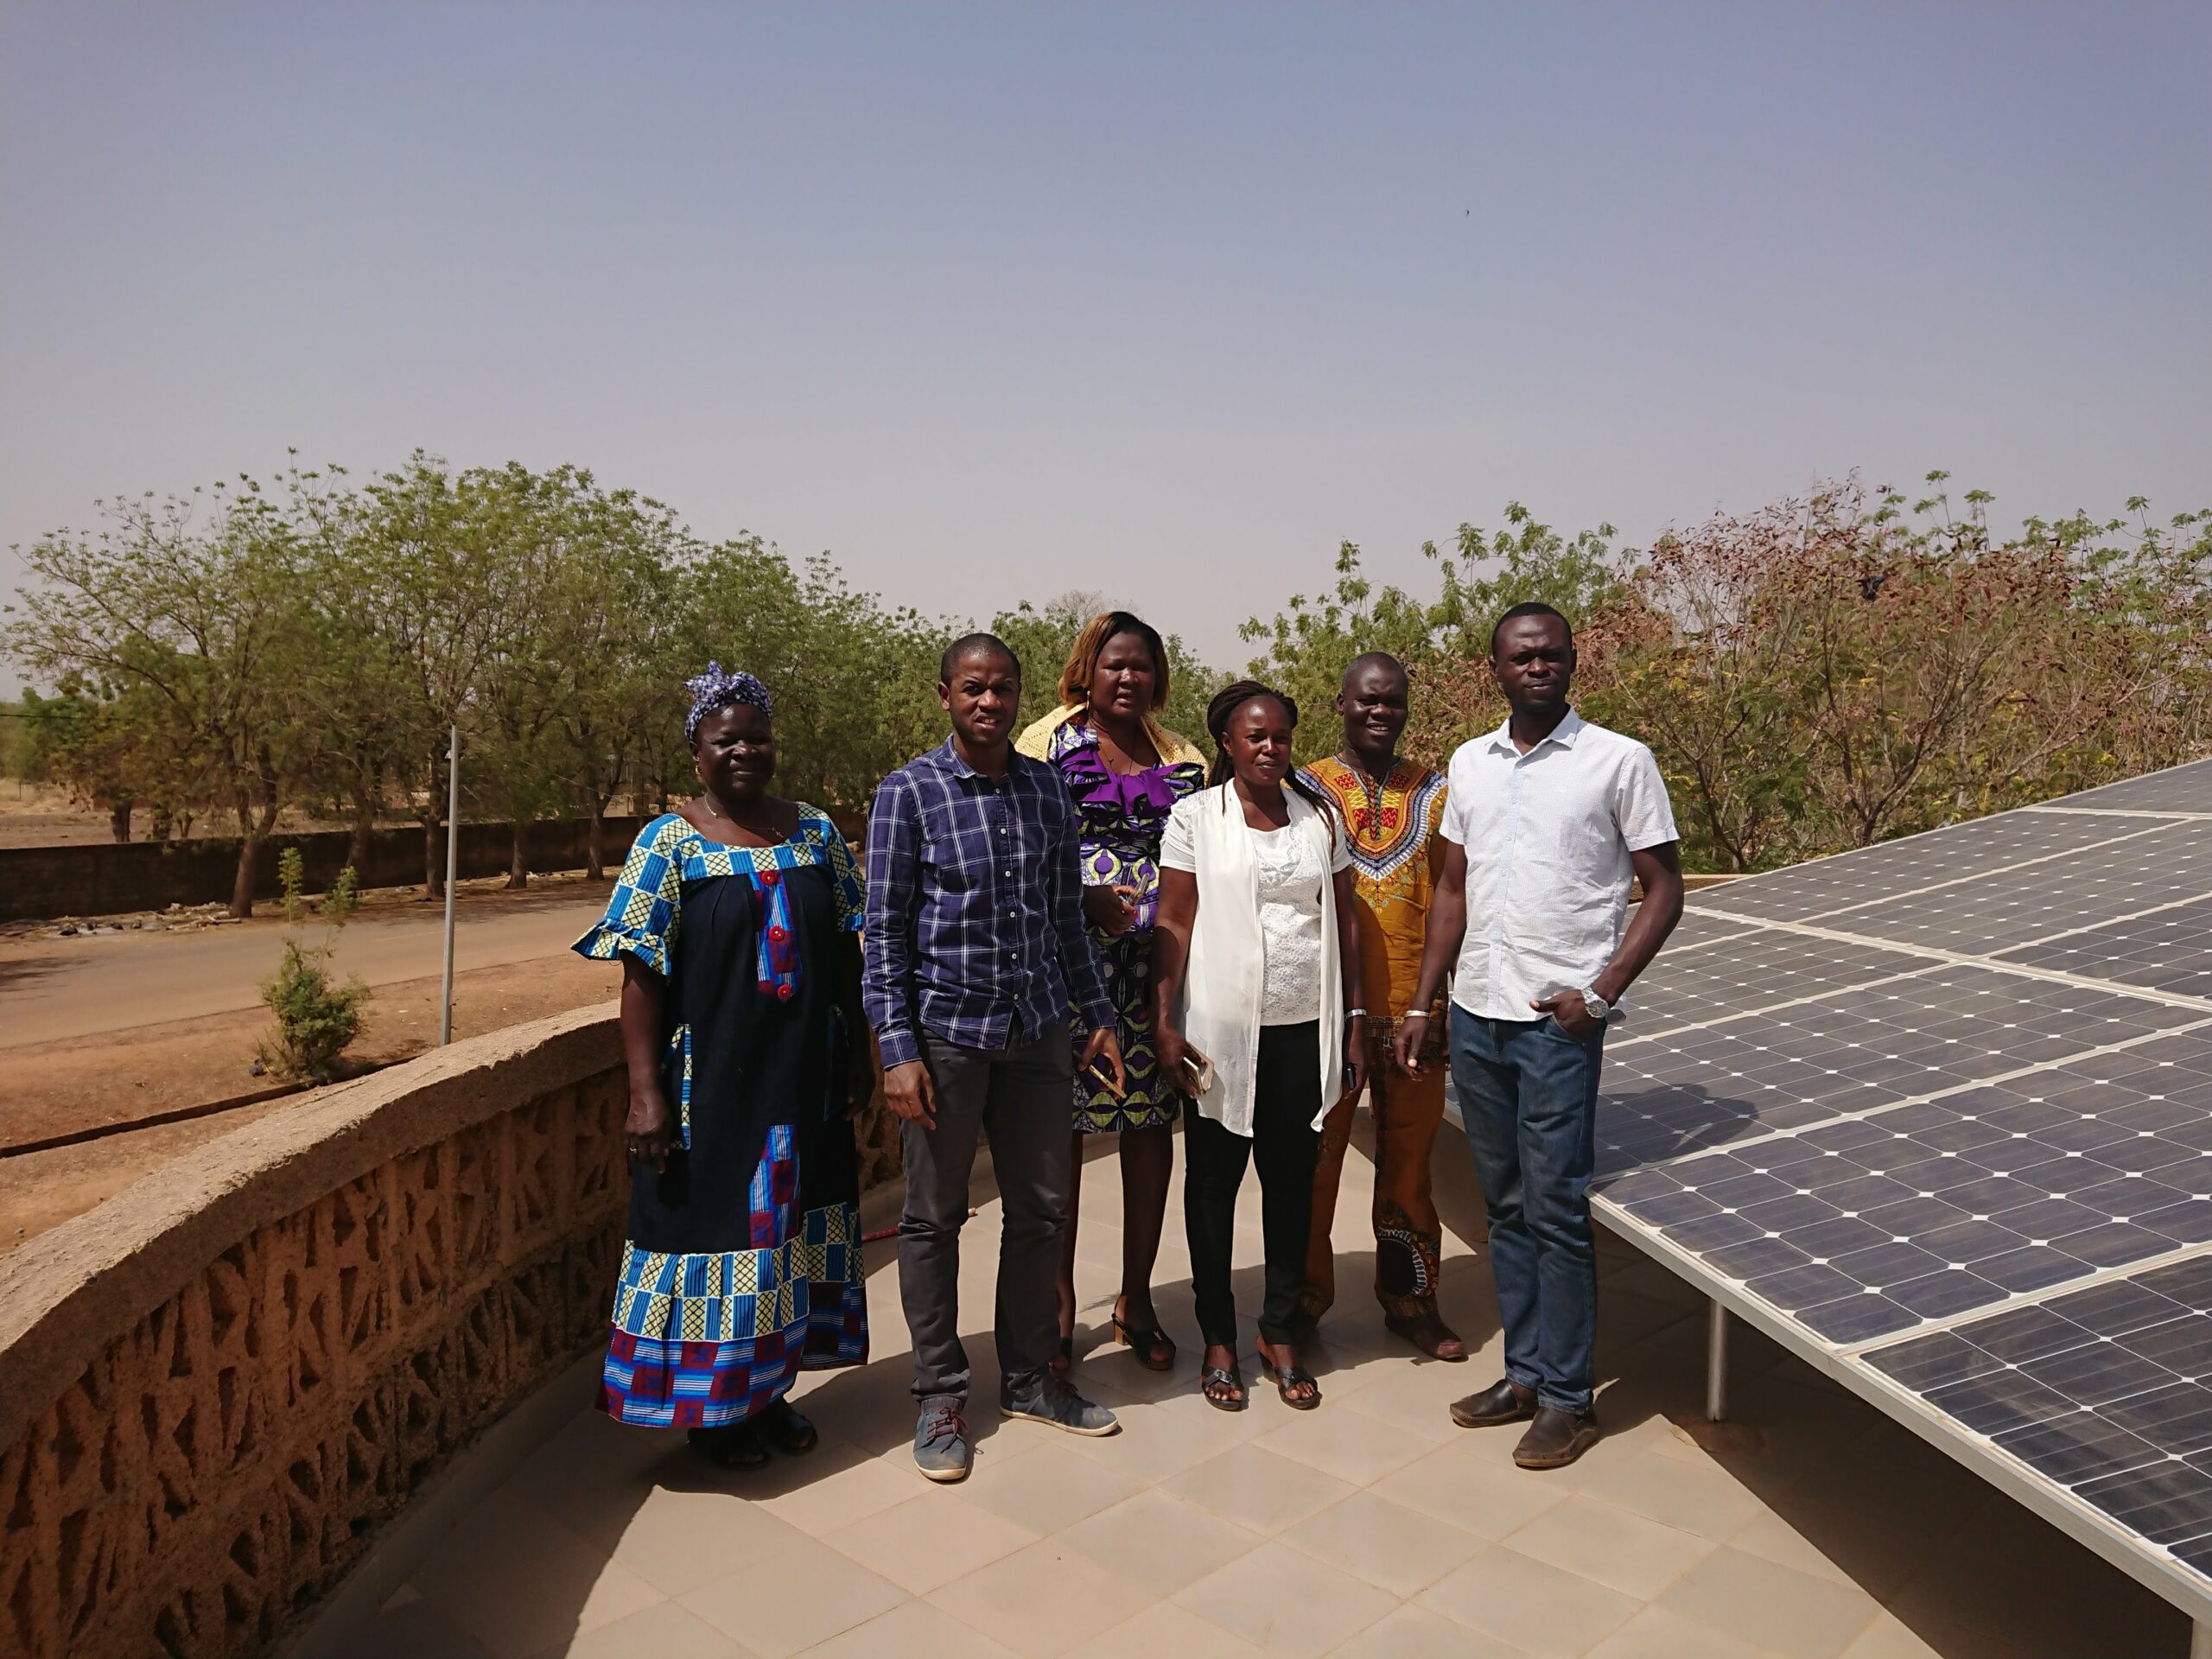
[1154,682,1366,1410]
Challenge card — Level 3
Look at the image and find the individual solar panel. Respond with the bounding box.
[1687,810,2158,924]
[1617,932,1930,1038]
[1867,1258,2212,1580]
[1654,905,1764,952]
[1592,969,2194,1185]
[1808,821,2212,957]
[1999,897,2212,1002]
[2037,758,2212,816]
[1599,1025,2212,1343]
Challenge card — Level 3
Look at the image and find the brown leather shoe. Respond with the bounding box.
[1513,1406,1602,1469]
[1449,1378,1537,1428]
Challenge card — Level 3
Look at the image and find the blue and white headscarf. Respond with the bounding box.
[683,662,773,742]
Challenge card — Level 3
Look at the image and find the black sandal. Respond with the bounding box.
[686,1421,769,1470]
[1201,1361,1248,1412]
[757,1400,818,1456]
[1257,1345,1322,1411]
[1113,1304,1178,1372]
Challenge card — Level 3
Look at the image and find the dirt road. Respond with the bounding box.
[0,880,612,1046]
[0,877,626,1251]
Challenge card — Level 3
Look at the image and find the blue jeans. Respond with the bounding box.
[1449,1006,1605,1414]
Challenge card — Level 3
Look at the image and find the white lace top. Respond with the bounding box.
[1251,820,1346,1024]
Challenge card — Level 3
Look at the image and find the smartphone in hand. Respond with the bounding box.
[1179,1044,1215,1095]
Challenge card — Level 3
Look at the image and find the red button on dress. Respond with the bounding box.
[760,870,779,887]
[768,925,789,944]
[775,982,795,1001]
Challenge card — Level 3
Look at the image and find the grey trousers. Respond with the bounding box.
[899,1027,1075,1405]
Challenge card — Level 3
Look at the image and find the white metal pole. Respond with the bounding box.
[439,723,460,1046]
[1706,1299,1729,1422]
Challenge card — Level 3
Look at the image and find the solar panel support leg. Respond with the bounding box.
[1705,1300,1728,1422]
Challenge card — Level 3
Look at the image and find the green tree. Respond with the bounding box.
[339,454,508,898]
[8,476,321,911]
[1246,508,1630,763]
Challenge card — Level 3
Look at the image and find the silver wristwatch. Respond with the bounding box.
[1579,987,1611,1022]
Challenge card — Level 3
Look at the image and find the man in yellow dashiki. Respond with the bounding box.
[1296,652,1467,1362]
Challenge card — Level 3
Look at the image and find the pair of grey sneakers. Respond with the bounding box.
[914,1371,1118,1482]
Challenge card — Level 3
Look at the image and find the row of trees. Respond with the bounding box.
[1244,477,2212,870]
[7,458,2207,912]
[1,455,1216,913]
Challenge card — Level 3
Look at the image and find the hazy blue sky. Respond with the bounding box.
[4,3,2207,681]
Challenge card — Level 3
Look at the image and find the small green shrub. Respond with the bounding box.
[257,849,369,1084]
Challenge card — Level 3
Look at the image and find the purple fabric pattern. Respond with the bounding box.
[1041,715,1205,1133]
[1047,718,1205,935]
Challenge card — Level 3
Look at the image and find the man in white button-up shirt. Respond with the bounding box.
[1396,602,1685,1470]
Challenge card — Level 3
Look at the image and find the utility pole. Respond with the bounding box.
[439,724,460,1045]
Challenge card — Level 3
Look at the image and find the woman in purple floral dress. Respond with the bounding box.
[1018,613,1207,1372]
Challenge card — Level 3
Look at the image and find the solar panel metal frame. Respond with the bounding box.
[1569,757,2212,1637]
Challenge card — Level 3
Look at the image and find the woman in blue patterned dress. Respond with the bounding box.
[1017,613,1207,1372]
[574,665,871,1470]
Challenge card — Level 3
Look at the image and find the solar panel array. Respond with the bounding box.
[1588,756,2212,1617]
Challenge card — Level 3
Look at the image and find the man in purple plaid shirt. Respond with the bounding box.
[865,632,1128,1481]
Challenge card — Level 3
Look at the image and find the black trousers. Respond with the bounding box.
[1185,1020,1323,1348]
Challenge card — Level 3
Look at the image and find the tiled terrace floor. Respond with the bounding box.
[308,1120,2190,1659]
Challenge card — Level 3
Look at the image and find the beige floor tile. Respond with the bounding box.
[1078,1343,1198,1405]
[1252,1401,1435,1485]
[1369,1444,1568,1540]
[1570,1446,1763,1540]
[928,1540,1154,1656]
[327,1599,496,1659]
[608,1484,809,1597]
[1173,1539,1399,1657]
[1064,1395,1226,1481]
[1064,1600,1269,1658]
[1054,1487,1265,1593]
[1331,1361,1482,1440]
[960,1440,1145,1535]
[821,1488,1038,1594]
[1332,1600,1532,1658]
[528,1599,758,1659]
[410,1491,666,1659]
[1143,1376,1287,1444]
[1503,1492,1718,1601]
[1723,1510,1858,1590]
[1836,1614,1949,1659]
[504,1413,683,1538]
[1280,1490,1484,1597]
[749,1441,927,1535]
[1586,1605,1786,1659]
[677,1535,904,1658]
[1656,1547,1880,1659]
[1878,1554,2173,1659]
[1418,1544,1641,1659]
[1163,1441,1357,1535]
[802,1595,1023,1659]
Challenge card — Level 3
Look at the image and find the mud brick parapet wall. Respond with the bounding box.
[0,818,649,922]
[0,1006,902,1659]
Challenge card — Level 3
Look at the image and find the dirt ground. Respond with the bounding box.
[0,877,625,1253]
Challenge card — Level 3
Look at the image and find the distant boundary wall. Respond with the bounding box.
[0,818,645,922]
